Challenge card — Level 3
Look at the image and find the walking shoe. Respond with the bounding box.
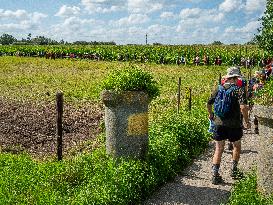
[254,128,259,134]
[212,174,224,185]
[230,168,244,180]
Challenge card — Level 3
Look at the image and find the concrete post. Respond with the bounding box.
[101,90,149,159]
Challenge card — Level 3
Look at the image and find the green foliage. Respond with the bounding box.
[254,79,273,106]
[0,44,266,66]
[228,171,273,205]
[0,33,17,45]
[211,41,224,45]
[101,65,160,100]
[0,153,68,204]
[148,109,210,185]
[256,0,273,54]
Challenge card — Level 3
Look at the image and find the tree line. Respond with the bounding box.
[0,33,116,46]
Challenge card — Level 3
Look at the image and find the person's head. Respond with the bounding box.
[224,67,242,83]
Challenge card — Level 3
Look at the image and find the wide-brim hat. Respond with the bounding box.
[224,67,242,78]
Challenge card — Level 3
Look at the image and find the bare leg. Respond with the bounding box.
[230,140,243,178]
[232,140,241,161]
[213,140,225,164]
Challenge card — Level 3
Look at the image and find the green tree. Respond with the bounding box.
[31,36,59,45]
[27,33,32,42]
[256,0,273,53]
[0,33,17,45]
[211,41,223,45]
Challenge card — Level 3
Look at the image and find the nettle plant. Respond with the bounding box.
[101,65,160,100]
[254,79,273,106]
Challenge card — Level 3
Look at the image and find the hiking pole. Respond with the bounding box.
[56,91,63,161]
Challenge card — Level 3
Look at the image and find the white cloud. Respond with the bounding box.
[179,8,202,19]
[0,23,32,31]
[219,0,243,13]
[55,5,80,17]
[177,8,224,32]
[225,20,260,33]
[244,0,266,13]
[160,11,175,19]
[0,9,28,19]
[31,12,48,23]
[49,16,106,41]
[81,0,125,13]
[148,24,173,33]
[0,9,47,33]
[114,14,149,26]
[128,0,163,13]
[53,16,102,31]
[176,7,225,44]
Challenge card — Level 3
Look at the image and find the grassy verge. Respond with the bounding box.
[227,171,273,205]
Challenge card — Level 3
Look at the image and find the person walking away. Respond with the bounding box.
[207,67,250,185]
[195,55,200,66]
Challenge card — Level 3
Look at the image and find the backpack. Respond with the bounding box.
[214,85,237,119]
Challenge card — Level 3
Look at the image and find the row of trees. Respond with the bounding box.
[0,33,116,46]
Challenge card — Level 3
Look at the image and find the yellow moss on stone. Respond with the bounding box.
[127,113,148,136]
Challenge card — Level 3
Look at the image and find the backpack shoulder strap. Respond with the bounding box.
[218,85,224,91]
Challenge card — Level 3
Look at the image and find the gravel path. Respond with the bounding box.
[143,129,259,205]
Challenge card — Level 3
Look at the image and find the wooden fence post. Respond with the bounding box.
[56,91,63,161]
[177,77,181,114]
[219,73,222,85]
[188,88,192,111]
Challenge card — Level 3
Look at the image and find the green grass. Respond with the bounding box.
[227,171,273,205]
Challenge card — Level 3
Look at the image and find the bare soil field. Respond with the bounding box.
[0,97,104,160]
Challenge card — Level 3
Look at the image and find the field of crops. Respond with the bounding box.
[0,44,270,66]
[0,55,258,204]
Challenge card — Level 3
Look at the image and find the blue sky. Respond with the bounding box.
[0,0,266,45]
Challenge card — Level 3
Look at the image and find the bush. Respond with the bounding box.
[254,79,273,106]
[147,109,210,187]
[228,171,273,205]
[101,65,160,100]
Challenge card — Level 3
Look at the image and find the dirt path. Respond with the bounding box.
[143,129,258,205]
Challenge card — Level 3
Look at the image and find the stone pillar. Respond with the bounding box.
[253,105,273,196]
[101,90,149,159]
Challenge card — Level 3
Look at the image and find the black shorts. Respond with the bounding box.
[213,126,243,142]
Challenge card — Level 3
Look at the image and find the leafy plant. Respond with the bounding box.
[256,0,273,54]
[254,79,273,106]
[228,171,273,205]
[101,65,160,100]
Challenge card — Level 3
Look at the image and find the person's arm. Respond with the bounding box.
[207,89,217,119]
[207,103,214,119]
[240,104,251,128]
[239,86,251,129]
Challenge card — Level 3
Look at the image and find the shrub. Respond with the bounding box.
[228,171,273,205]
[254,79,273,106]
[101,65,160,100]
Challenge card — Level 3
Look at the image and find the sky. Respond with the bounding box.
[0,0,267,45]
